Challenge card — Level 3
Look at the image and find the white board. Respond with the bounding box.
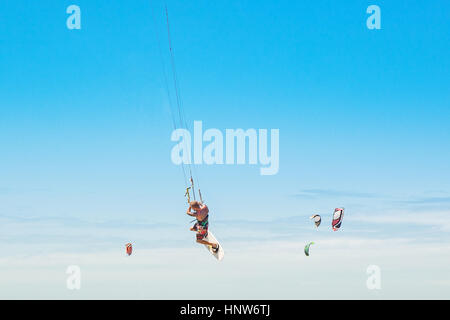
[204,231,224,261]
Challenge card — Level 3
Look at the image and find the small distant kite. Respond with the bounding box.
[332,208,344,231]
[304,242,314,256]
[310,214,321,227]
[125,243,133,256]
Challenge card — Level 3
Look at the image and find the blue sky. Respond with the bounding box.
[0,1,449,299]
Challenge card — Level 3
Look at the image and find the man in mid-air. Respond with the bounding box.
[187,201,219,253]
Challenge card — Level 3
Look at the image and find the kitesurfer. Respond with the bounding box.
[187,201,219,253]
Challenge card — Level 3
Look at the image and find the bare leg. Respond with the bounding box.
[197,239,218,249]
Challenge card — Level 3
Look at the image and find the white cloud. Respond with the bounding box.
[1,236,449,299]
[1,206,450,299]
[352,211,450,232]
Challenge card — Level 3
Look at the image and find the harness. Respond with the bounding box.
[190,214,209,226]
[198,214,209,225]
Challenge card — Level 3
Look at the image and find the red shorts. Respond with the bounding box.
[193,219,209,241]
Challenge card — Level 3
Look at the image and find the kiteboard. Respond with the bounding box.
[204,231,224,261]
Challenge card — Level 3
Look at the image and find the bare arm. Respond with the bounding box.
[186,206,196,217]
